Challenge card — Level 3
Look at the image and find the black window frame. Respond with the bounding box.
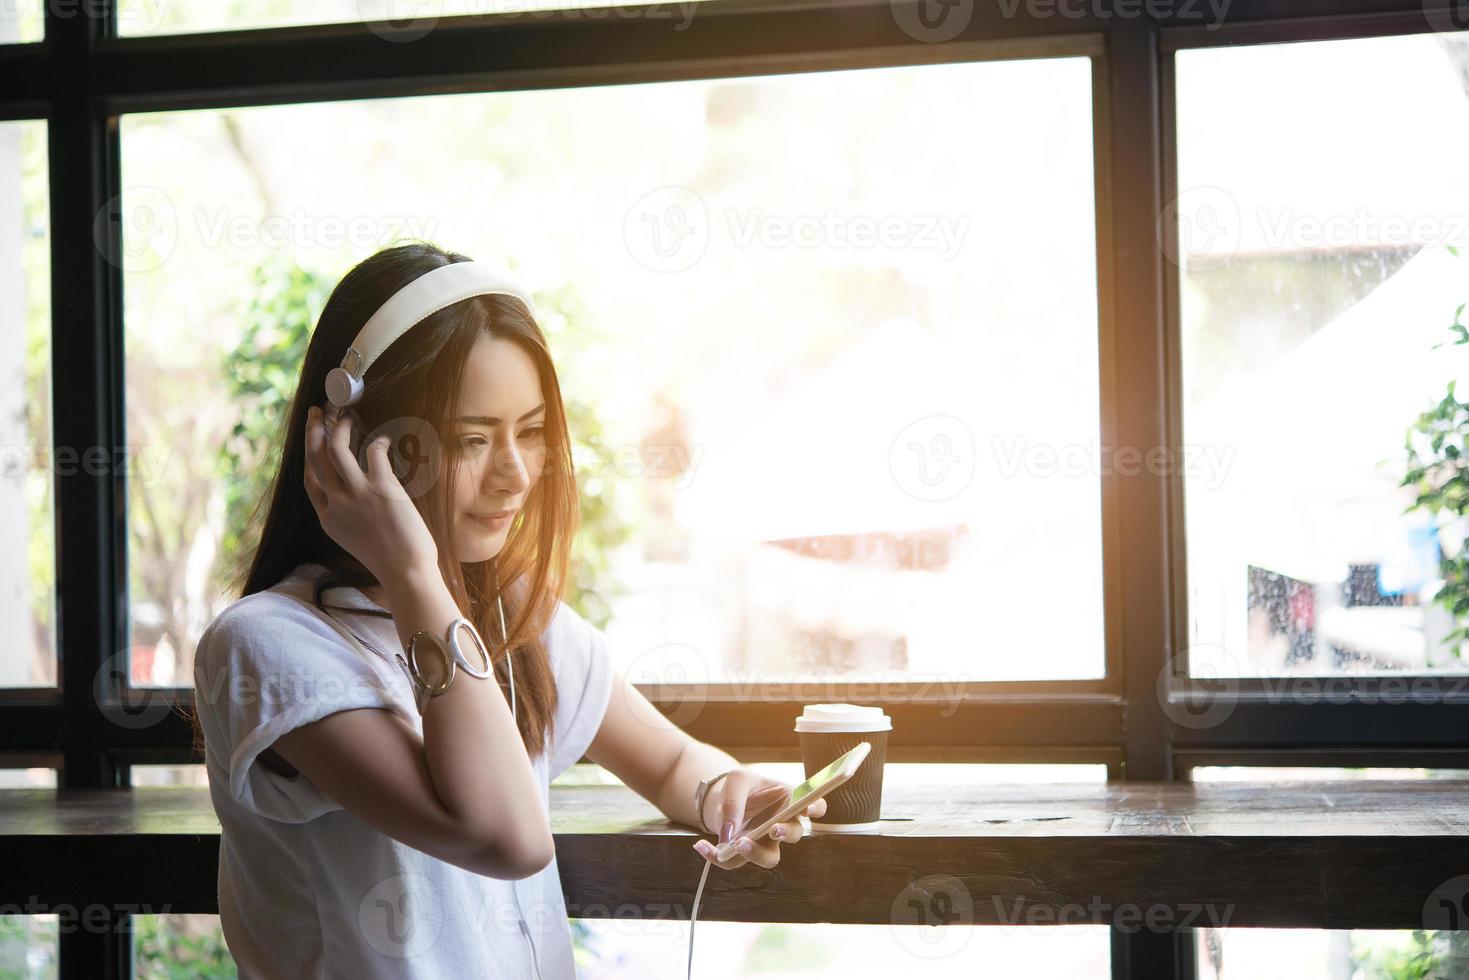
[2,1,1466,977]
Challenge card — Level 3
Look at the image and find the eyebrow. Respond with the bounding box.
[454,403,546,426]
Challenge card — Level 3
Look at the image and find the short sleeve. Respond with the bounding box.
[544,600,614,780]
[193,593,409,824]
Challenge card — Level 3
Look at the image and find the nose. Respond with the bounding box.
[483,436,533,498]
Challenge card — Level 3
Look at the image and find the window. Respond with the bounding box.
[113,0,715,38]
[128,764,208,787]
[1175,32,1469,678]
[0,767,56,788]
[0,118,53,689]
[120,55,1102,690]
[8,4,1464,980]
[0,916,56,977]
[1,1,42,43]
[132,914,231,976]
[1190,765,1469,781]
[1195,929,1468,980]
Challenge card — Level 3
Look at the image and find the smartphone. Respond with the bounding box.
[713,740,872,863]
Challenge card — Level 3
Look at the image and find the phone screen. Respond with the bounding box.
[738,795,789,835]
[734,743,868,839]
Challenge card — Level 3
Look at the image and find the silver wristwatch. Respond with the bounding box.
[693,770,733,836]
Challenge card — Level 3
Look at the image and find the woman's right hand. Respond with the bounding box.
[302,403,441,589]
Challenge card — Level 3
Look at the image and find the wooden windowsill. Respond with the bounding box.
[1,780,1464,928]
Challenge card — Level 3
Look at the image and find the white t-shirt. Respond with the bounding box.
[192,561,614,979]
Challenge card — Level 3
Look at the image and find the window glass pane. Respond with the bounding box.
[554,761,1109,787]
[1197,930,1469,980]
[1176,33,1469,677]
[115,0,711,37]
[0,916,57,978]
[1,119,54,688]
[576,921,1109,978]
[132,914,233,977]
[122,57,1101,688]
[2,1,43,42]
[129,764,208,787]
[1188,769,1468,978]
[1190,765,1469,781]
[0,767,56,787]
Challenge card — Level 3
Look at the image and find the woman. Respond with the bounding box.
[191,241,825,978]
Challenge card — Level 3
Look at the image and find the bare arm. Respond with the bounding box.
[275,403,553,879]
[585,669,828,871]
[268,566,553,879]
[584,668,739,832]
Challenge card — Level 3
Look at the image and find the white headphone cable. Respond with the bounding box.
[490,559,543,980]
[687,856,713,979]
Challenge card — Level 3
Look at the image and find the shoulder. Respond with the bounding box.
[541,599,609,666]
[195,587,343,678]
[541,598,612,699]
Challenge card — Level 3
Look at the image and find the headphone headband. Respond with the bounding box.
[324,260,537,407]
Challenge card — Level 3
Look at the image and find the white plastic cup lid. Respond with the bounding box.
[794,702,893,733]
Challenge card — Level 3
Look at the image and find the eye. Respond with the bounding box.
[519,426,545,440]
[458,436,488,451]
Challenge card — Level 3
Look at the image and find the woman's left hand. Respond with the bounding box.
[692,769,828,870]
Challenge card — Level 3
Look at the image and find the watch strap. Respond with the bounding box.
[694,770,732,836]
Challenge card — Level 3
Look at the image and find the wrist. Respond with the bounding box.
[697,766,744,838]
[699,779,726,838]
[379,564,449,609]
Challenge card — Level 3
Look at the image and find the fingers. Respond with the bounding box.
[304,406,344,499]
[693,839,744,869]
[718,777,747,844]
[362,433,393,485]
[693,833,781,871]
[323,405,368,492]
[743,836,781,869]
[772,817,803,845]
[805,797,828,819]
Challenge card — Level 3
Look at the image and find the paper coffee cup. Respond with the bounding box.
[795,703,891,833]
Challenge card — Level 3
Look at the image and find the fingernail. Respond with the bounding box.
[693,841,711,859]
[720,820,734,844]
[737,838,753,855]
[772,826,785,840]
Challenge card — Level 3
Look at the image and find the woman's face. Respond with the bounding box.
[445,333,547,563]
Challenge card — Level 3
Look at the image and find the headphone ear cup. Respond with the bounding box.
[325,368,363,407]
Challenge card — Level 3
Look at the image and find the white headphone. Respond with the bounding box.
[324,259,539,408]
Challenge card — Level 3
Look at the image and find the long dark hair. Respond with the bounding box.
[189,241,580,761]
